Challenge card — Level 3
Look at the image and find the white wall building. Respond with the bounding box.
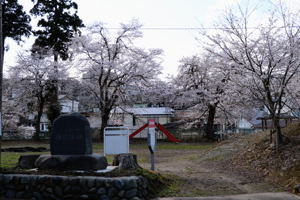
[59,95,79,113]
[110,107,174,138]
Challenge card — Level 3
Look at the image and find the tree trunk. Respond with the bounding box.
[272,116,290,149]
[46,80,60,131]
[112,153,141,170]
[54,53,58,63]
[33,96,45,141]
[205,103,217,141]
[99,112,109,142]
[33,112,42,141]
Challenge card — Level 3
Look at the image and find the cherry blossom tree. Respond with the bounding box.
[2,78,20,133]
[174,54,231,140]
[73,20,163,139]
[125,79,176,107]
[9,51,67,140]
[202,2,300,147]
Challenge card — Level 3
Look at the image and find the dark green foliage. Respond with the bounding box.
[45,80,61,131]
[3,0,32,42]
[30,0,84,60]
[46,101,61,131]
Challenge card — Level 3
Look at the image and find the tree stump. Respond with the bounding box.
[112,153,141,170]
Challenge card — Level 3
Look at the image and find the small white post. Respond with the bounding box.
[148,119,156,170]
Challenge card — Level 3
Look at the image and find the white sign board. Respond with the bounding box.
[104,127,129,155]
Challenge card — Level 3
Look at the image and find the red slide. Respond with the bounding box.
[155,123,181,143]
[129,122,181,143]
[129,123,148,139]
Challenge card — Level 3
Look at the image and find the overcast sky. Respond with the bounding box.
[4,0,300,78]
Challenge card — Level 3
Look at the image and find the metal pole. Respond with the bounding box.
[0,0,3,169]
[148,146,155,171]
[148,119,156,171]
[150,152,155,171]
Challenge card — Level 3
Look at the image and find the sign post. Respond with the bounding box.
[148,119,156,170]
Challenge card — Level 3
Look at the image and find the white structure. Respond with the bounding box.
[104,127,129,155]
[237,117,255,134]
[59,95,79,113]
[26,96,80,134]
[111,107,174,125]
[238,118,253,129]
[40,114,49,132]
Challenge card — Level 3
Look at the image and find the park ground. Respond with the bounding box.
[1,123,300,198]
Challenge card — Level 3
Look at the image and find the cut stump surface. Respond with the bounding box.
[113,153,141,170]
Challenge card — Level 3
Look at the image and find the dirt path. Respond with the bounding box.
[137,138,282,197]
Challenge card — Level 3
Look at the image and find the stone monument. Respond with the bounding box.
[35,113,108,171]
[50,113,92,155]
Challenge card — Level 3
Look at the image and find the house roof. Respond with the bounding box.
[256,113,297,120]
[58,95,78,102]
[113,107,174,115]
[249,110,296,128]
[249,110,269,126]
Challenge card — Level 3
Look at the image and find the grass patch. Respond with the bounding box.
[157,175,183,197]
[91,143,104,152]
[155,175,238,197]
[184,166,194,173]
[203,154,225,162]
[0,141,212,168]
[187,154,199,161]
[282,122,300,137]
[0,152,48,168]
[187,189,243,197]
[133,169,172,198]
[1,152,20,168]
[156,143,211,150]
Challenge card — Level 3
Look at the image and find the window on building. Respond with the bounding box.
[40,123,49,132]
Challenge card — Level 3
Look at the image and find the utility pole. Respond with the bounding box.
[0,0,3,168]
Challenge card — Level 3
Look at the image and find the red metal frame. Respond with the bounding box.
[129,122,181,143]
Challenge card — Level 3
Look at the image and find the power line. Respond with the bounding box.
[107,25,300,30]
[7,22,300,31]
[107,27,207,30]
[28,25,300,31]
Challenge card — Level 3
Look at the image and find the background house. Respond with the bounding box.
[237,117,254,134]
[59,95,79,113]
[81,111,101,129]
[22,96,80,138]
[110,106,174,138]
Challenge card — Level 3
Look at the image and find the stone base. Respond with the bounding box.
[18,155,41,169]
[0,174,149,199]
[35,154,108,171]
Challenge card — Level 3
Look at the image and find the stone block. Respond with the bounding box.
[35,154,108,171]
[18,154,40,169]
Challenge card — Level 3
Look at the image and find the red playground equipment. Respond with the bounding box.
[129,122,181,143]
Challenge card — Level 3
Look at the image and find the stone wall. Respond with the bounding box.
[0,174,148,200]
